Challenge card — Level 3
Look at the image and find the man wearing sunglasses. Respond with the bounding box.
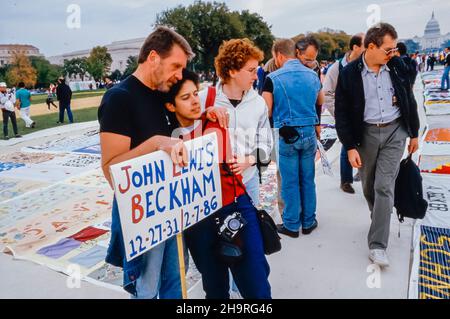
[335,23,420,268]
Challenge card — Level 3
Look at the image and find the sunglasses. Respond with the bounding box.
[379,47,399,56]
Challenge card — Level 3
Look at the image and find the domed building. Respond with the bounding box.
[410,11,450,51]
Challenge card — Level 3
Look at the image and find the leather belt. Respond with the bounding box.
[365,118,400,128]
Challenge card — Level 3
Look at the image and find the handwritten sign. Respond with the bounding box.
[110,133,222,262]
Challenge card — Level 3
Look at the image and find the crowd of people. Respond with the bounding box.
[94,22,448,300]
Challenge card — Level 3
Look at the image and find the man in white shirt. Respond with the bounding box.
[0,82,21,140]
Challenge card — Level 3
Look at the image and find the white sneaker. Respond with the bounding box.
[369,249,390,267]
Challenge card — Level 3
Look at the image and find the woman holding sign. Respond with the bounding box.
[164,69,271,299]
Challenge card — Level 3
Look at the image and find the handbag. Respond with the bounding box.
[256,208,282,255]
[4,100,15,112]
[225,165,281,255]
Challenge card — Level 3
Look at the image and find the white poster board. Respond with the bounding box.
[110,133,222,262]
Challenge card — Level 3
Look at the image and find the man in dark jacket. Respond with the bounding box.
[56,77,73,124]
[335,23,420,267]
[396,42,418,88]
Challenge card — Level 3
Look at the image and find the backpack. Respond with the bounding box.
[394,155,428,223]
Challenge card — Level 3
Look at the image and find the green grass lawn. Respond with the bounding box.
[1,106,99,138]
[30,89,106,105]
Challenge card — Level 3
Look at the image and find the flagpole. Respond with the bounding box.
[176,227,188,299]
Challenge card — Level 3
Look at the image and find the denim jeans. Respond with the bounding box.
[278,126,317,231]
[244,172,260,206]
[441,66,450,90]
[340,145,353,184]
[133,236,184,299]
[184,194,271,299]
[59,104,73,123]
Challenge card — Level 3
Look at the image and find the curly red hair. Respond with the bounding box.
[214,38,264,83]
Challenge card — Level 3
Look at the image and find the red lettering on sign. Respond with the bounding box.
[132,194,144,224]
[118,165,132,194]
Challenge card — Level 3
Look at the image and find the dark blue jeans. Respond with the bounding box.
[278,126,317,231]
[340,146,354,184]
[59,104,73,123]
[185,194,271,299]
[441,66,450,90]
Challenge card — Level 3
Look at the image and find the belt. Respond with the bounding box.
[365,118,401,128]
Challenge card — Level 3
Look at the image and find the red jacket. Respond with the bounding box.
[184,120,246,206]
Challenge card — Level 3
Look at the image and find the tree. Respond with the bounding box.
[293,30,351,62]
[5,53,37,87]
[30,56,62,88]
[86,46,112,82]
[122,55,138,79]
[0,65,10,83]
[156,1,246,77]
[63,57,88,80]
[109,69,122,81]
[236,10,275,62]
[404,39,420,54]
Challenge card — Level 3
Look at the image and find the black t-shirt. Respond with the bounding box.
[262,77,274,94]
[98,75,171,149]
[446,54,450,67]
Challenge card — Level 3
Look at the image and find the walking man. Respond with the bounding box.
[15,82,35,128]
[441,47,450,91]
[335,23,420,267]
[323,33,365,194]
[56,77,74,124]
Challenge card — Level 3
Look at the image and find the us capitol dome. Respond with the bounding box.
[410,11,450,51]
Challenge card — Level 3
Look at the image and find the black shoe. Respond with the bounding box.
[340,182,355,194]
[14,134,22,138]
[31,122,36,128]
[277,224,299,238]
[56,121,62,124]
[302,220,318,235]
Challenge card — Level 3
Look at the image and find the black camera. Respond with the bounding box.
[217,212,247,242]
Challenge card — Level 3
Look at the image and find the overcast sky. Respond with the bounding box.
[1,0,449,57]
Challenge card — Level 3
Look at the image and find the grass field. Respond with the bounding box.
[1,106,99,138]
[30,89,106,105]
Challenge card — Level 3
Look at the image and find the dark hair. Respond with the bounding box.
[138,26,194,63]
[364,23,398,48]
[397,42,407,55]
[349,34,364,51]
[18,82,25,88]
[164,69,199,105]
[296,36,320,53]
[447,47,450,51]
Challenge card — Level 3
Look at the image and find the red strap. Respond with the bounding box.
[205,86,216,109]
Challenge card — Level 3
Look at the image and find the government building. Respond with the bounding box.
[47,38,145,73]
[0,44,43,67]
[409,11,450,51]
